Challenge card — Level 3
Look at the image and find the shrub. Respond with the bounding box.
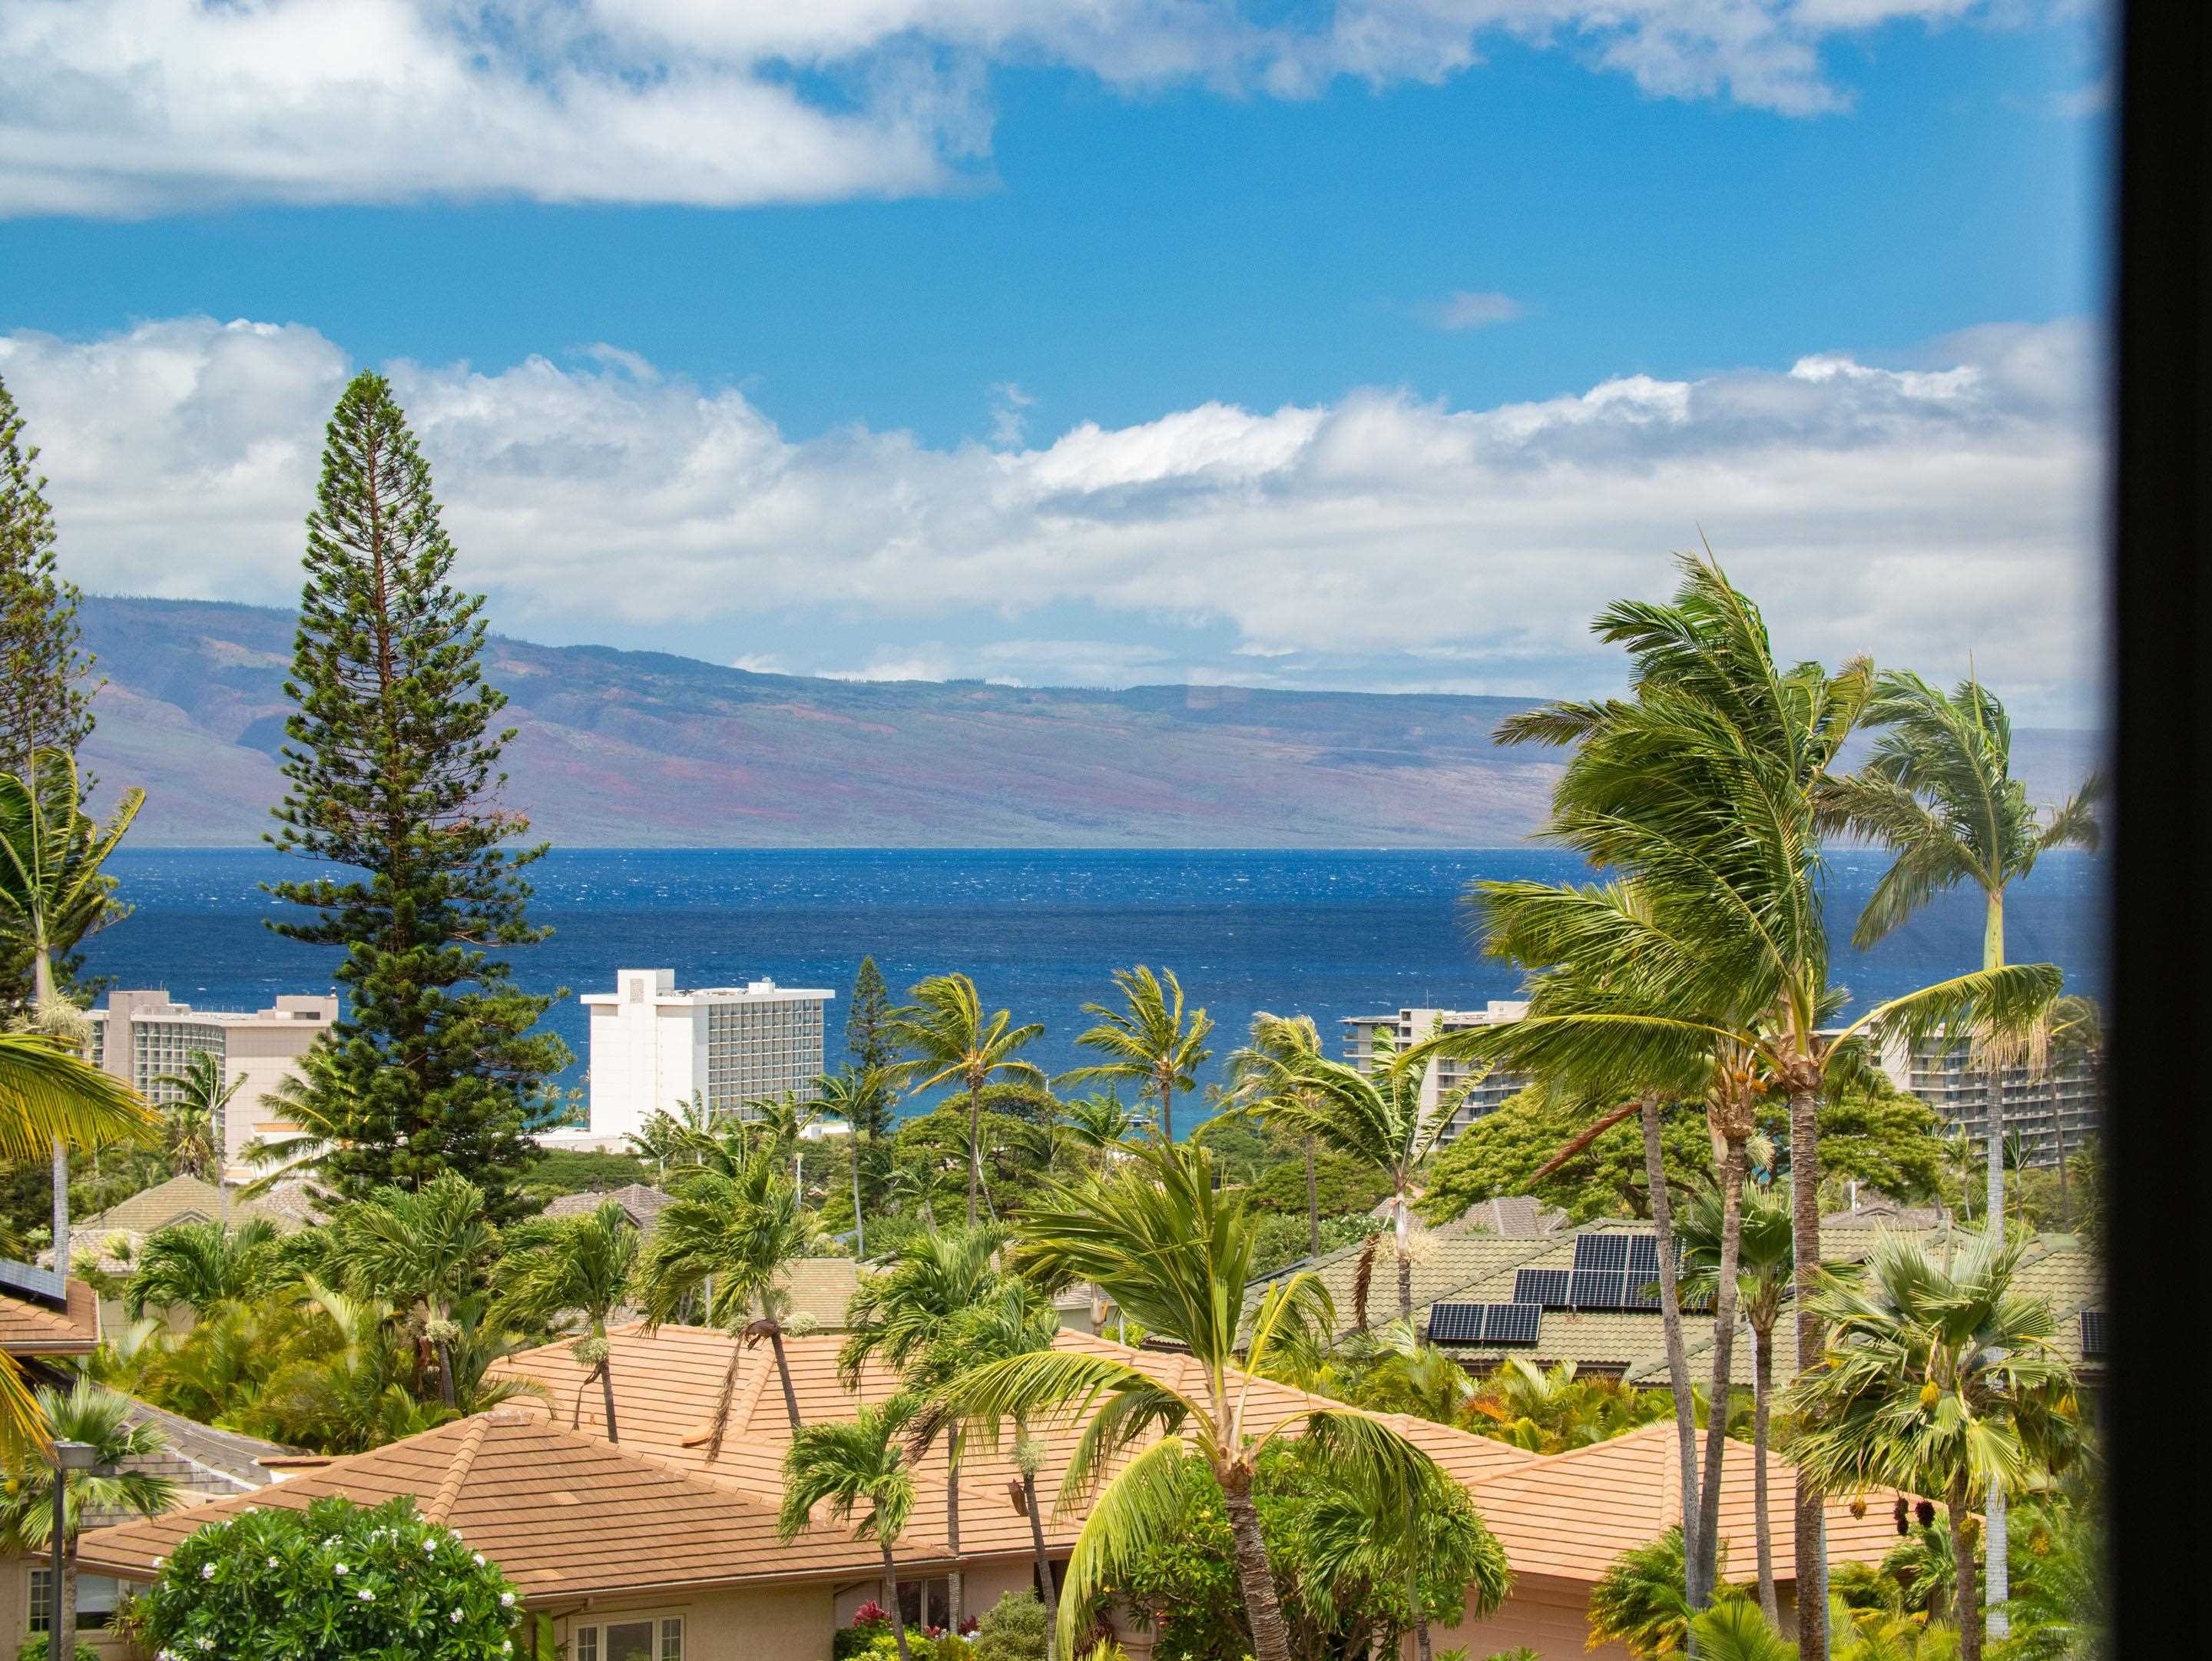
[836,1610,892,1660]
[972,1591,1048,1661]
[138,1493,522,1659]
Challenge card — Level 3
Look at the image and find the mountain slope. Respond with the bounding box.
[72,596,2101,848]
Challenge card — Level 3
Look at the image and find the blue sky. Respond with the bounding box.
[0,1,2111,719]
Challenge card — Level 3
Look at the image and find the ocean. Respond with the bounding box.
[79,848,2107,1120]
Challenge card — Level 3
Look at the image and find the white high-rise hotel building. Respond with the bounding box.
[576,970,835,1146]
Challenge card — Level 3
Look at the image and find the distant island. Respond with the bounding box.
[78,595,2103,848]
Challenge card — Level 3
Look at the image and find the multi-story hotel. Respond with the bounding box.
[573,969,835,1147]
[1340,1001,1532,1142]
[88,990,339,1169]
[1872,1029,2102,1171]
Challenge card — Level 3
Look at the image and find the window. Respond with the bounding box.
[573,1613,684,1661]
[28,1570,123,1631]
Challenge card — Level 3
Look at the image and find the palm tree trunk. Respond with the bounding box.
[853,1137,867,1259]
[769,1326,802,1432]
[881,1537,914,1661]
[1692,1140,1747,1604]
[1751,1321,1778,1628]
[435,1335,456,1409]
[1950,1468,1983,1661]
[1220,1464,1293,1661]
[1787,1082,1828,1661]
[1981,1069,2009,1641]
[1304,1136,1320,1258]
[946,1427,963,1633]
[1394,1192,1415,1327]
[1159,1079,1173,1143]
[2051,1107,2071,1228]
[966,1082,982,1228]
[1409,1565,1433,1661]
[1639,1096,1703,1606]
[600,1355,620,1444]
[1022,1465,1058,1661]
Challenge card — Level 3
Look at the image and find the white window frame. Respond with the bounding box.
[28,1567,124,1633]
[571,1609,686,1661]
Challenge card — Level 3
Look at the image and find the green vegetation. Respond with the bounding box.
[780,1404,919,1661]
[136,1494,522,1659]
[266,371,569,1220]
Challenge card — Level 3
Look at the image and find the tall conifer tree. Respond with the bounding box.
[0,373,95,770]
[847,956,895,1075]
[267,373,568,1219]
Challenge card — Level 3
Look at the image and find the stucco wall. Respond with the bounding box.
[552,1583,831,1661]
[1426,1573,1629,1661]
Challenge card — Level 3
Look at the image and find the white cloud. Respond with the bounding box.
[0,0,2086,215]
[0,312,2107,721]
[1430,292,1528,330]
[989,383,1037,447]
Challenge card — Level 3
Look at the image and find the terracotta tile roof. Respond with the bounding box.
[1464,1423,1909,1586]
[779,1258,863,1332]
[542,1185,674,1235]
[488,1326,1538,1570]
[77,1412,818,1601]
[1439,1196,1568,1238]
[76,1174,306,1238]
[0,1280,100,1354]
[1251,1233,1565,1337]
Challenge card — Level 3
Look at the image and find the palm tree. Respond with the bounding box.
[638,1150,820,1446]
[1058,1092,1138,1166]
[500,1199,639,1442]
[1061,966,1213,1143]
[2041,995,2100,1229]
[124,1218,281,1321]
[0,1378,180,1651]
[935,1135,1439,1661]
[813,1066,896,1255]
[1240,1028,1451,1326]
[1686,1601,1798,1661]
[841,1225,1006,1632]
[1820,671,2098,1638]
[905,1278,1067,1654]
[149,1050,244,1185]
[1676,1181,1793,1626]
[1419,555,2061,1656]
[1224,1013,1330,1258]
[0,749,142,1023]
[888,974,1045,1226]
[1298,1454,1510,1661]
[779,1404,918,1661]
[333,1172,496,1409]
[1786,1230,2079,1661]
[1588,1528,1697,1659]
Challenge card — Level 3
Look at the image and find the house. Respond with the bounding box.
[65,1173,318,1336]
[543,1183,674,1238]
[1250,1218,2107,1391]
[0,1279,290,1656]
[79,1325,1919,1661]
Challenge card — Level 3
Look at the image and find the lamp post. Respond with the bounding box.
[49,1439,95,1661]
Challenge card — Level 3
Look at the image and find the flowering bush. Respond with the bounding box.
[139,1494,522,1659]
[851,1602,892,1626]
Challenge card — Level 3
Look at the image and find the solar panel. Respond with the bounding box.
[2079,1309,2107,1359]
[1621,1278,1663,1311]
[1573,1233,1631,1274]
[1425,1302,1488,1344]
[1626,1234,1661,1277]
[1514,1268,1572,1308]
[1569,1270,1621,1309]
[1482,1303,1542,1345]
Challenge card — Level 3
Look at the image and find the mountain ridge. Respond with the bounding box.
[71,595,2102,848]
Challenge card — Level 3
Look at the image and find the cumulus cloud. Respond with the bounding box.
[1431,292,1528,330]
[0,312,2106,721]
[0,0,2082,214]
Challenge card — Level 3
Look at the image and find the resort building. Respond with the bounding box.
[88,990,337,1170]
[572,970,835,1148]
[79,1324,1909,1661]
[1870,1028,2102,1170]
[1341,1001,1532,1141]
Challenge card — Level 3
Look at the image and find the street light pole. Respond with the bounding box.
[49,1440,95,1661]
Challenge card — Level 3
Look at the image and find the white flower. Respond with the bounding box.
[153,1557,165,1570]
[423,1540,438,1555]
[334,1562,349,1576]
[267,1557,280,1569]
[499,1592,515,1607]
[357,1588,375,1603]
[472,1553,485,1567]
[451,1610,465,1624]
[502,1646,512,1656]
[200,1563,215,1580]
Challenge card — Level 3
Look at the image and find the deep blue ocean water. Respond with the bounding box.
[78,848,2106,1123]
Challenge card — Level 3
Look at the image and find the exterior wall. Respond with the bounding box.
[1428,1573,1628,1661]
[830,1557,1040,1630]
[553,1583,830,1661]
[1343,1003,1532,1145]
[1873,1029,2101,1170]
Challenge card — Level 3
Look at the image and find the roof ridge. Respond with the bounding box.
[424,1415,494,1524]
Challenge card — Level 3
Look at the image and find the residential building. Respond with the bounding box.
[80,1326,1908,1661]
[568,970,833,1149]
[88,990,338,1171]
[1341,1000,1532,1141]
[1871,1027,2102,1170]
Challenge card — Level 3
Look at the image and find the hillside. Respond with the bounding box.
[71,596,2103,847]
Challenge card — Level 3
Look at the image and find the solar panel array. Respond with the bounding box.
[1513,1268,1573,1308]
[2079,1309,2107,1359]
[1427,1301,1543,1347]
